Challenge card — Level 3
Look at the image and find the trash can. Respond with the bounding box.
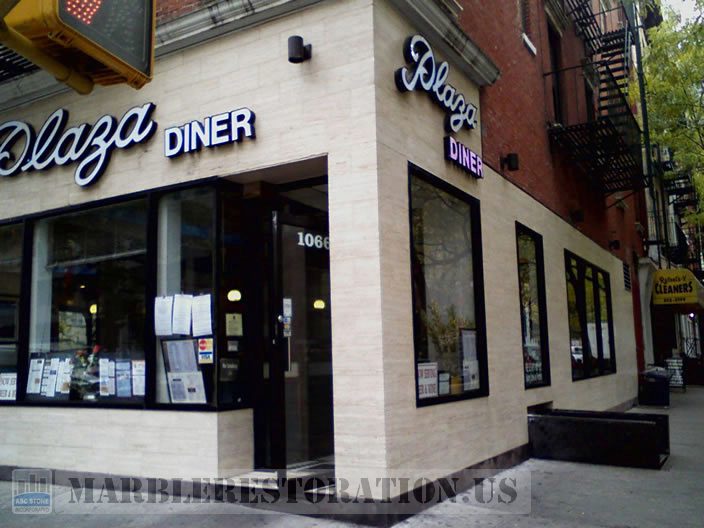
[639,367,670,407]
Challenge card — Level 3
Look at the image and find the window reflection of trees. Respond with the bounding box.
[411,177,475,382]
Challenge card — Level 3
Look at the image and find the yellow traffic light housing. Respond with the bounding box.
[3,0,155,90]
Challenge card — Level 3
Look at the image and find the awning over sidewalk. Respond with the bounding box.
[652,268,704,312]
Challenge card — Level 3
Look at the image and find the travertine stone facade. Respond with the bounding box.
[0,0,636,496]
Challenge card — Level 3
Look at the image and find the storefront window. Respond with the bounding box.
[156,188,215,405]
[28,201,148,403]
[516,224,550,388]
[0,223,22,401]
[409,167,488,405]
[218,188,248,407]
[565,251,616,380]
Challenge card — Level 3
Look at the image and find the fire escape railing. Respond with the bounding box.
[546,1,646,194]
[664,172,703,271]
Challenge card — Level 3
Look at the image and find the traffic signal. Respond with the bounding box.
[4,0,155,89]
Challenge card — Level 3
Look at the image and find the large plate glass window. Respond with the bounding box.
[155,187,215,405]
[409,165,488,405]
[28,200,148,403]
[516,223,550,388]
[0,223,23,401]
[565,251,616,380]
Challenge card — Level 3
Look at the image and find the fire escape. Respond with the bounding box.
[663,171,703,274]
[547,1,645,193]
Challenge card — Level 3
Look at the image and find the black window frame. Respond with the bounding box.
[547,21,564,125]
[515,223,551,389]
[408,163,489,407]
[564,250,617,381]
[0,177,257,412]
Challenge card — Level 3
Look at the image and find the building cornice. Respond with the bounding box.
[388,0,500,86]
[0,0,499,111]
[0,0,323,111]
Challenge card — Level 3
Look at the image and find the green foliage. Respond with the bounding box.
[644,0,704,192]
[424,302,470,373]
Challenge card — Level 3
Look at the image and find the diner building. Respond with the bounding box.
[0,0,643,501]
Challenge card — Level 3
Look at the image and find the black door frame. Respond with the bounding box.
[252,179,331,472]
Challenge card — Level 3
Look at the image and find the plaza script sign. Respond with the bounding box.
[0,104,257,187]
[395,34,479,133]
[0,103,157,187]
[395,35,483,180]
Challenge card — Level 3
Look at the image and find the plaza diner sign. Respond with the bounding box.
[0,103,157,187]
[0,103,257,188]
[395,34,479,133]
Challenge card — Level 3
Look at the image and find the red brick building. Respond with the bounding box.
[459,0,652,371]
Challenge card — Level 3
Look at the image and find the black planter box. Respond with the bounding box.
[639,375,670,406]
[528,409,669,469]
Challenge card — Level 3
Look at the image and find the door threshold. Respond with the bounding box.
[306,483,337,497]
[228,470,279,490]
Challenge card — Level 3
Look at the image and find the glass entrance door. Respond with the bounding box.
[257,182,334,476]
[277,219,333,470]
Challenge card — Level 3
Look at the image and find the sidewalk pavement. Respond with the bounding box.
[1,387,702,527]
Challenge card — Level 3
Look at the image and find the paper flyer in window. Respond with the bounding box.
[0,373,17,401]
[57,359,73,394]
[116,361,132,398]
[417,362,438,399]
[226,313,243,337]
[27,358,45,394]
[463,360,480,391]
[172,294,193,336]
[41,357,60,397]
[460,329,477,362]
[154,296,174,336]
[167,371,206,404]
[191,294,213,337]
[131,360,146,396]
[164,339,198,373]
[99,358,114,396]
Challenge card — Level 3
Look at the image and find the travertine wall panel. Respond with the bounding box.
[373,2,637,490]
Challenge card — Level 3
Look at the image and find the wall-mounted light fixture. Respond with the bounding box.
[288,35,312,63]
[227,289,242,302]
[569,209,585,223]
[608,240,621,250]
[500,153,519,172]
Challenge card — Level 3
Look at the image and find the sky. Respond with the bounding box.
[661,0,700,21]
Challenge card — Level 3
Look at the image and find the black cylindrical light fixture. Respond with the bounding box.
[288,35,312,63]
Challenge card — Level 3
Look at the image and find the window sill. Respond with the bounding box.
[416,389,489,407]
[572,369,618,382]
[525,381,551,390]
[522,33,537,56]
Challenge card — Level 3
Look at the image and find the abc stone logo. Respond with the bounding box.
[12,469,52,514]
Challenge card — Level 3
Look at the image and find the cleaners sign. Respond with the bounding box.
[652,268,704,306]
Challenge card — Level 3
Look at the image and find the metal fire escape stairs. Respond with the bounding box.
[549,1,645,194]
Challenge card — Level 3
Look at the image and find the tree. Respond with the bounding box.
[644,1,704,186]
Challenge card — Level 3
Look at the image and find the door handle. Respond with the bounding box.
[276,314,292,371]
